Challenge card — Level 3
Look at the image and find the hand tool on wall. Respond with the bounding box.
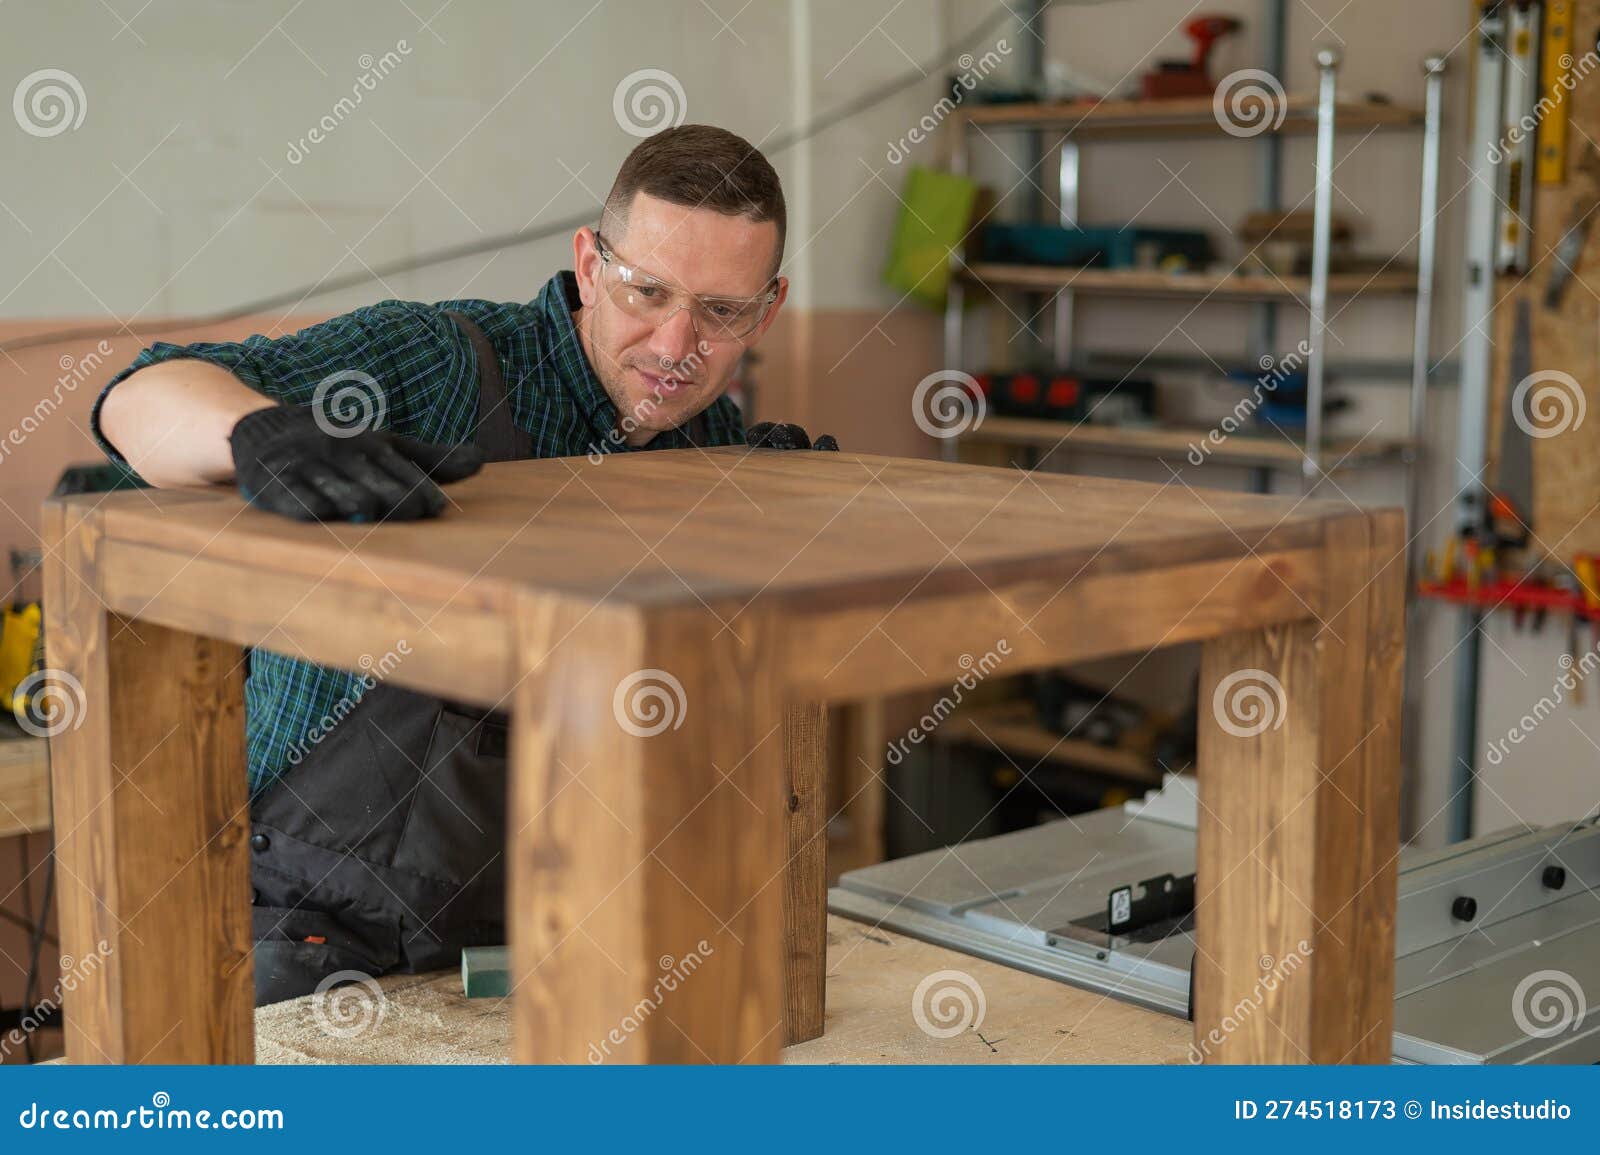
[1537,0,1576,185]
[1419,548,1600,707]
[1554,568,1588,701]
[1140,15,1243,100]
[1575,553,1600,649]
[1487,298,1537,553]
[1496,1,1542,274]
[1544,142,1600,308]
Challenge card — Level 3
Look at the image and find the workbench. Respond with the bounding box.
[248,914,1191,1064]
[41,448,1403,1064]
[0,733,50,839]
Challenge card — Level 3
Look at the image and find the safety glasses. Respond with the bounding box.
[594,232,777,343]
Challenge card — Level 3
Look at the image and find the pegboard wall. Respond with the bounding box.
[1491,0,1600,558]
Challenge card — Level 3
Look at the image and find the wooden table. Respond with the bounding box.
[41,448,1403,1064]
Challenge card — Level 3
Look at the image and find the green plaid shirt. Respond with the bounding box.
[90,272,746,794]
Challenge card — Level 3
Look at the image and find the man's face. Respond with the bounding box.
[572,192,786,446]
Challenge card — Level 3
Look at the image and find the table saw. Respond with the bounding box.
[831,776,1600,1064]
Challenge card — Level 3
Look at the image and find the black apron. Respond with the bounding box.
[249,311,710,1005]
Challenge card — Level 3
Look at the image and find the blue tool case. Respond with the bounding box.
[979,223,1212,270]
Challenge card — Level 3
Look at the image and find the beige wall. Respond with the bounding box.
[0,315,335,569]
[0,0,970,531]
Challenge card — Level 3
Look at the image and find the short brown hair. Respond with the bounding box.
[601,125,785,274]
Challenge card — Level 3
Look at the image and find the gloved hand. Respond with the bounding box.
[228,405,483,522]
[746,421,839,452]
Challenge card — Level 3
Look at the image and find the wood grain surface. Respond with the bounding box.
[0,736,50,838]
[1194,510,1404,1063]
[41,501,253,1064]
[84,449,1341,612]
[42,448,1404,1065]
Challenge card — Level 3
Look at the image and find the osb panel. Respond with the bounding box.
[1493,0,1600,558]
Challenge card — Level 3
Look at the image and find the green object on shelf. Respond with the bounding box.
[882,166,977,309]
[461,945,509,998]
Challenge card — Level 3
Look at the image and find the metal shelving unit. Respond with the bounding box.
[942,48,1448,533]
[960,415,1412,471]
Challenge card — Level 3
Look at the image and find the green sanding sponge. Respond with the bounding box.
[461,945,509,998]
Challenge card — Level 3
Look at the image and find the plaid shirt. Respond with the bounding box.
[90,272,746,794]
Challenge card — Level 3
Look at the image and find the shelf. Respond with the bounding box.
[960,416,1412,471]
[963,262,1418,301]
[956,95,1424,138]
[933,701,1160,787]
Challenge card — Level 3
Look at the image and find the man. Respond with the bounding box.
[93,124,833,1004]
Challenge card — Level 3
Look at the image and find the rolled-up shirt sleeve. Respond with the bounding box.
[88,300,459,474]
[89,339,269,473]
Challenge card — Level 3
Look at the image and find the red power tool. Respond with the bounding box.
[1142,15,1244,100]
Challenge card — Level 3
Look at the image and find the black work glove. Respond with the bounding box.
[746,421,839,452]
[229,405,483,522]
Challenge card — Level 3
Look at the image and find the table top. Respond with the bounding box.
[74,448,1359,612]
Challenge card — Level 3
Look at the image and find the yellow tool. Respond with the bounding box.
[1575,554,1600,606]
[1538,0,1576,185]
[1463,538,1497,596]
[1575,555,1600,661]
[1438,536,1460,584]
[0,601,41,720]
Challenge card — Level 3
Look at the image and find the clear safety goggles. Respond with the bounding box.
[595,233,777,343]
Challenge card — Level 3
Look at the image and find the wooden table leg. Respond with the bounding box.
[42,505,253,1064]
[1193,511,1404,1063]
[836,700,888,869]
[509,601,788,1063]
[782,702,827,1045]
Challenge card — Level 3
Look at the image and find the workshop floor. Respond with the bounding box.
[249,915,1191,1064]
